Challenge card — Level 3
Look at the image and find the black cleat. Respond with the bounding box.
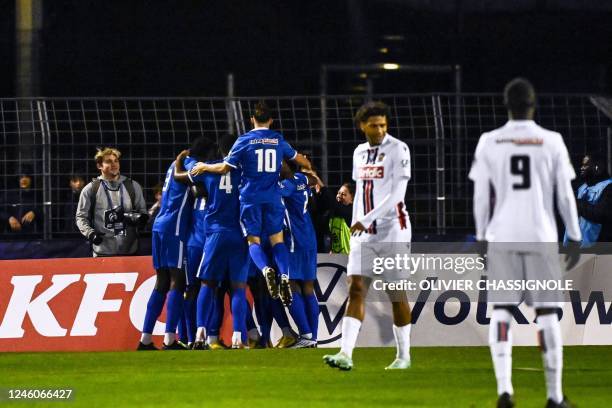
[162,341,188,350]
[545,397,575,408]
[279,274,292,307]
[263,267,280,299]
[497,392,515,408]
[137,342,159,351]
[191,341,209,350]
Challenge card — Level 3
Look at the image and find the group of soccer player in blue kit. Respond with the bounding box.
[138,101,320,350]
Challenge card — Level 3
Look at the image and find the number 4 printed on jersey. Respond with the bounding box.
[219,173,233,194]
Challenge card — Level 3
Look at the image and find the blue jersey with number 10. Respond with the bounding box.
[280,173,317,251]
[224,128,297,205]
[187,159,242,233]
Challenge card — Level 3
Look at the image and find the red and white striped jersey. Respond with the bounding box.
[352,134,411,241]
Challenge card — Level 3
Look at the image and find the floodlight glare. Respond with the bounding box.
[382,63,400,70]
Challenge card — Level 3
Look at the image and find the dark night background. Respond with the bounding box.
[1,0,611,97]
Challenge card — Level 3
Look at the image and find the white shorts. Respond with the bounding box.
[347,222,411,279]
[487,245,564,308]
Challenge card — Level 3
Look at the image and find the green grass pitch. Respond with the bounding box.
[1,346,610,407]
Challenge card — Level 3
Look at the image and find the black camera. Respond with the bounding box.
[124,212,149,228]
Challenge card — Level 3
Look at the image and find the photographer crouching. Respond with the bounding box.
[76,147,148,257]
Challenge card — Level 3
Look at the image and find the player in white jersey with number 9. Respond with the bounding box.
[323,101,413,371]
[469,78,581,408]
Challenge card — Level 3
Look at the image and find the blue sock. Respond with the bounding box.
[304,293,320,341]
[209,292,225,336]
[142,289,166,334]
[231,288,247,335]
[272,243,290,277]
[271,298,290,329]
[245,300,257,332]
[184,297,197,343]
[254,295,271,345]
[165,289,184,335]
[196,285,214,329]
[231,288,248,344]
[249,243,270,272]
[288,291,311,336]
[177,313,188,343]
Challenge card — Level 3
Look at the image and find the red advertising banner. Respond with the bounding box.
[0,256,235,352]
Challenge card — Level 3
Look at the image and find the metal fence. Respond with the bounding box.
[1,94,610,240]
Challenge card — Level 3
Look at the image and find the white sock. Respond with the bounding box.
[232,332,242,345]
[196,327,206,342]
[140,333,152,345]
[206,335,218,345]
[489,309,514,396]
[537,313,563,404]
[392,324,411,361]
[248,328,260,341]
[340,316,362,359]
[302,333,312,340]
[163,332,175,346]
[281,327,293,337]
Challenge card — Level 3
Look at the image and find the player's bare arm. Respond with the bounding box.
[172,149,191,183]
[190,161,231,176]
[292,153,312,171]
[301,168,324,187]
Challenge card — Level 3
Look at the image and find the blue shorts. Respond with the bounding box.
[198,230,249,283]
[185,245,204,286]
[152,231,185,270]
[289,246,317,281]
[240,200,286,237]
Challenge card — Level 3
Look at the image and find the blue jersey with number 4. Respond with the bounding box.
[224,128,297,204]
[188,159,242,233]
[280,173,316,251]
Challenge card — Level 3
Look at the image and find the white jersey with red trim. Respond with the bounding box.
[351,134,411,242]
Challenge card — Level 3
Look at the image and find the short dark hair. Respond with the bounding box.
[504,78,536,116]
[190,136,214,161]
[218,134,236,157]
[585,154,609,177]
[355,101,390,124]
[251,101,272,123]
[341,182,355,198]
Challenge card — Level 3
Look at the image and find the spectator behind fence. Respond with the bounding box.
[564,154,612,247]
[308,172,354,254]
[62,175,85,232]
[146,183,163,230]
[76,147,148,257]
[6,174,42,236]
[148,183,163,219]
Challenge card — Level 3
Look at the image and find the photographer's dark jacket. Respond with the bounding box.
[76,175,146,256]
